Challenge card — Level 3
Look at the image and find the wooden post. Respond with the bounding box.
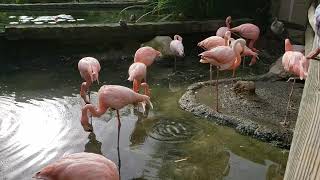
[284,2,320,179]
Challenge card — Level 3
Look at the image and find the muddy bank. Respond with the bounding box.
[179,76,304,149]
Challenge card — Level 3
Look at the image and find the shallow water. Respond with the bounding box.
[0,57,288,180]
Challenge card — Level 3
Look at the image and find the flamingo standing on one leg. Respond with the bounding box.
[198,31,231,81]
[80,85,153,157]
[216,16,232,38]
[78,57,101,104]
[128,62,151,96]
[199,38,246,112]
[230,23,260,52]
[134,46,161,67]
[281,39,310,127]
[33,152,119,180]
[170,34,184,72]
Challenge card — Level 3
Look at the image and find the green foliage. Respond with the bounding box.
[150,0,271,20]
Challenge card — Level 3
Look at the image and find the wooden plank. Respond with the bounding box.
[284,3,320,179]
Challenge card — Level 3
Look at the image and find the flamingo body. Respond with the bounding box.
[33,152,119,180]
[170,35,184,57]
[128,62,150,96]
[230,23,260,51]
[198,36,225,50]
[78,57,101,103]
[230,38,259,66]
[134,46,161,66]
[282,39,309,80]
[81,85,152,131]
[216,16,232,38]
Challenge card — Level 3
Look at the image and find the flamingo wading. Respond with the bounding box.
[170,34,184,72]
[128,62,151,96]
[78,57,101,104]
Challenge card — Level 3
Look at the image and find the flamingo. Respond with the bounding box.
[33,152,119,180]
[216,16,232,38]
[198,31,231,81]
[199,38,246,112]
[281,39,310,127]
[170,34,184,72]
[134,46,161,66]
[128,62,151,96]
[80,85,153,153]
[230,38,259,66]
[230,23,260,52]
[78,57,101,104]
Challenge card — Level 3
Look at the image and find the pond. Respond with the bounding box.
[0,48,288,179]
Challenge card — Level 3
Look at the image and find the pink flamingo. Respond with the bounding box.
[134,46,161,67]
[170,34,184,72]
[128,62,151,96]
[198,31,231,81]
[230,23,260,52]
[281,39,310,126]
[78,57,101,104]
[81,85,153,150]
[33,152,119,180]
[216,16,232,38]
[230,38,259,66]
[199,38,246,111]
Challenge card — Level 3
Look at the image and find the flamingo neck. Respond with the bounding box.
[285,39,293,51]
[81,103,108,127]
[226,18,231,28]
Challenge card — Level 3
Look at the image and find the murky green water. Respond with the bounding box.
[0,53,289,180]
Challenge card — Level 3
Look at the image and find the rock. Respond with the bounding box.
[260,56,291,80]
[141,36,174,57]
[233,81,256,95]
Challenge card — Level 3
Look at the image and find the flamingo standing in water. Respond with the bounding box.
[281,39,310,126]
[33,152,119,180]
[170,34,184,72]
[198,31,231,81]
[81,85,153,152]
[128,62,151,96]
[230,23,260,52]
[78,57,101,104]
[216,16,232,38]
[199,38,246,111]
[134,46,161,67]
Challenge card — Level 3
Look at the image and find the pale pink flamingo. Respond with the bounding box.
[199,38,246,111]
[281,39,310,126]
[216,16,232,38]
[230,23,260,52]
[78,57,101,104]
[230,38,259,66]
[128,62,151,96]
[81,85,153,152]
[170,34,184,71]
[134,46,161,67]
[198,31,231,81]
[33,152,119,180]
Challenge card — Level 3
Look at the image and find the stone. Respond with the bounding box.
[233,81,256,95]
[141,36,174,57]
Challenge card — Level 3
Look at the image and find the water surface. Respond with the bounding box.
[0,57,288,180]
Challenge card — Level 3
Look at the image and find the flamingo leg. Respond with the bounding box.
[281,77,296,127]
[232,69,236,78]
[116,110,122,178]
[80,82,90,104]
[88,89,93,127]
[248,40,257,52]
[210,64,213,81]
[133,80,140,93]
[174,56,177,72]
[216,69,219,112]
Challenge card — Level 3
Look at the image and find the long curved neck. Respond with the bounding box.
[81,103,108,126]
[233,40,244,66]
[226,18,230,28]
[285,39,293,52]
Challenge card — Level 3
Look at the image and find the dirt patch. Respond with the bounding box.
[179,77,303,149]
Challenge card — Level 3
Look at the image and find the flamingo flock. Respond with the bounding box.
[34,15,314,179]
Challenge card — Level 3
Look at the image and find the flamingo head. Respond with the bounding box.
[174,35,183,42]
[92,71,99,84]
[155,50,162,57]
